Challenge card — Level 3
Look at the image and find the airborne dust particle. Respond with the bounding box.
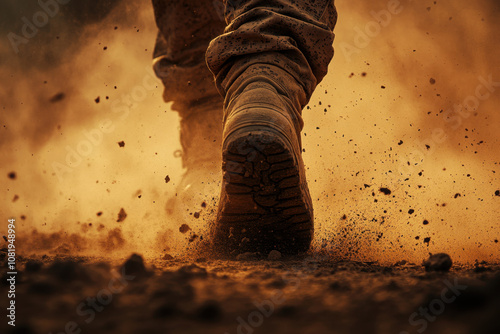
[117,208,127,222]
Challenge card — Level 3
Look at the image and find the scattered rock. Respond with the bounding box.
[423,253,453,272]
[379,187,391,195]
[118,141,125,147]
[8,172,16,180]
[179,224,191,234]
[474,265,492,273]
[117,208,127,222]
[122,253,147,276]
[165,175,170,183]
[267,250,281,261]
[474,261,492,273]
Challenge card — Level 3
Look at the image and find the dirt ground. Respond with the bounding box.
[1,251,499,334]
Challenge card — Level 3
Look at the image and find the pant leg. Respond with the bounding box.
[205,0,337,109]
[152,0,226,113]
[152,0,226,170]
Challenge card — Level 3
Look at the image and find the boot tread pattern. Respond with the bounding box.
[215,130,313,254]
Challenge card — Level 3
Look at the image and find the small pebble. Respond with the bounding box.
[267,250,281,260]
[423,253,453,272]
[122,253,146,276]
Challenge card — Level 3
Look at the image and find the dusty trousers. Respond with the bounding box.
[152,0,337,111]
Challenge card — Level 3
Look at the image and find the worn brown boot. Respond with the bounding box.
[165,98,223,223]
[151,0,226,223]
[213,65,313,255]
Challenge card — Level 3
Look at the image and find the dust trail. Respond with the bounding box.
[309,0,499,263]
[0,1,202,258]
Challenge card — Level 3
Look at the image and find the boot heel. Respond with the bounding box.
[214,125,313,255]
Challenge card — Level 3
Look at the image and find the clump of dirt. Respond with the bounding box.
[179,224,191,234]
[423,253,453,272]
[268,250,282,260]
[379,187,391,195]
[116,208,127,222]
[121,253,151,278]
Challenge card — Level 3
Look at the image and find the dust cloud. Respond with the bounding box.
[307,0,499,263]
[0,0,194,258]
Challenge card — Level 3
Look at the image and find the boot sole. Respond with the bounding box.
[214,126,313,255]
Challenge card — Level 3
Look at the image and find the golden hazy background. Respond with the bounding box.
[1,0,498,263]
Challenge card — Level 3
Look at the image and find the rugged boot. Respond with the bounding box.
[213,64,313,255]
[205,0,337,255]
[151,0,226,223]
[166,97,223,221]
